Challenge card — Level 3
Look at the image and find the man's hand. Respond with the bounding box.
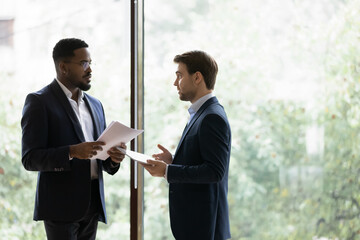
[152,144,173,164]
[107,142,126,164]
[69,141,105,159]
[141,159,167,177]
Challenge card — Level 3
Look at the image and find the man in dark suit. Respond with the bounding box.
[21,38,126,240]
[142,50,231,240]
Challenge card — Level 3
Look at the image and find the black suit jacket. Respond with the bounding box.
[21,79,119,223]
[168,97,231,240]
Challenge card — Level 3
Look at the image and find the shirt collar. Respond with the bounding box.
[189,92,215,114]
[56,78,84,103]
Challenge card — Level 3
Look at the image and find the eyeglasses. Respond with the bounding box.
[64,60,92,70]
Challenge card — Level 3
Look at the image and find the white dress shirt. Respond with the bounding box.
[187,92,214,123]
[56,79,98,179]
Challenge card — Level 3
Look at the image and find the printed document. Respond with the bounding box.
[91,121,143,160]
[117,148,153,165]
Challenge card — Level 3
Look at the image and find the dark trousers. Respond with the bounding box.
[44,179,102,240]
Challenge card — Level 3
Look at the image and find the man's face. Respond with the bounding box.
[63,47,92,91]
[174,62,197,102]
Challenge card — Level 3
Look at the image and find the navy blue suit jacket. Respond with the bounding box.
[167,97,231,240]
[21,79,119,223]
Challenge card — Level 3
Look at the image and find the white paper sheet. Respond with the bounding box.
[118,148,154,165]
[91,121,143,160]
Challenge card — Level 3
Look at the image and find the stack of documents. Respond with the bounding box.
[91,121,143,160]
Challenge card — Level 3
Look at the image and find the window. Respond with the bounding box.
[1,0,360,239]
[0,0,131,239]
[143,0,360,239]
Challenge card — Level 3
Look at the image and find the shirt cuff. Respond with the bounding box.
[164,164,169,181]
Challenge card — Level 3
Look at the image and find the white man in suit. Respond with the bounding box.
[142,50,231,240]
[21,38,126,240]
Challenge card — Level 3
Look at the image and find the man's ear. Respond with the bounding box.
[194,71,203,85]
[59,61,67,74]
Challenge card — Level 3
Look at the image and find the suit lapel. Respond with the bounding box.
[174,97,218,157]
[50,80,85,142]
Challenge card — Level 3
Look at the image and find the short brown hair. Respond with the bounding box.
[174,50,218,90]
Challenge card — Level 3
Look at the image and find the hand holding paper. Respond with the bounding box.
[141,158,167,177]
[107,142,127,164]
[91,121,143,160]
[69,141,106,160]
[141,144,172,177]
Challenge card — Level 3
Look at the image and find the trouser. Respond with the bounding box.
[44,179,101,240]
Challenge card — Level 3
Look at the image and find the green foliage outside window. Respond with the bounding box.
[1,0,360,239]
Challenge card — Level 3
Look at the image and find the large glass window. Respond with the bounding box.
[2,0,360,239]
[0,0,130,239]
[143,0,360,239]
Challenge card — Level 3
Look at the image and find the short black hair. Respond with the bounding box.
[174,50,218,90]
[52,38,88,63]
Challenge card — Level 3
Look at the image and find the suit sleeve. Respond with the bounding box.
[21,94,71,171]
[167,114,231,183]
[102,158,120,175]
